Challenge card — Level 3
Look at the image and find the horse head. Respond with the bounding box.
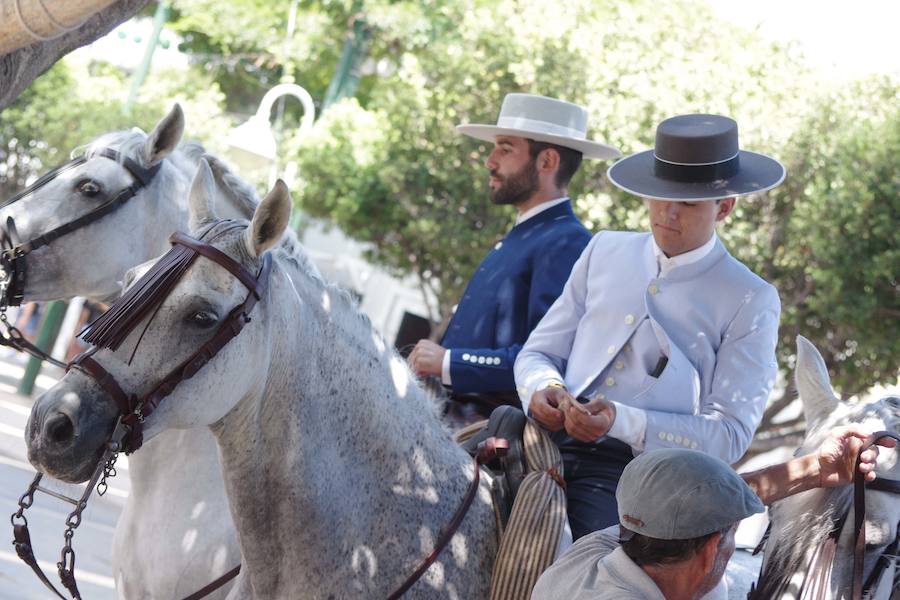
[0,104,258,306]
[758,335,900,599]
[25,160,290,483]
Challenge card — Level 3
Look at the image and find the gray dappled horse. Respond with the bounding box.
[752,336,900,599]
[26,162,498,598]
[6,106,257,599]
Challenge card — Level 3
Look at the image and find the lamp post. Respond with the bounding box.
[225,82,315,188]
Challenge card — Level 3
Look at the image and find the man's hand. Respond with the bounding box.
[563,396,616,443]
[407,340,446,377]
[530,387,571,432]
[817,424,897,488]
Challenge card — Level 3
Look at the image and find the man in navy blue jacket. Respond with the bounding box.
[408,93,620,420]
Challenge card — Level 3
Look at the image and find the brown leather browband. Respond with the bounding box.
[69,230,272,454]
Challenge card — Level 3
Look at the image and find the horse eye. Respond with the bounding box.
[187,311,218,327]
[76,180,102,197]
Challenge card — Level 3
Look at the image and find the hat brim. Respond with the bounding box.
[607,149,786,201]
[456,124,621,160]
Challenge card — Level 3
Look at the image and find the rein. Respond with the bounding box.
[750,431,900,600]
[0,148,161,367]
[10,225,267,600]
[851,431,900,600]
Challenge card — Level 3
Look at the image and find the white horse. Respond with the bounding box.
[751,336,900,599]
[4,106,256,599]
[25,161,498,598]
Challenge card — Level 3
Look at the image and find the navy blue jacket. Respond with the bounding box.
[441,200,591,394]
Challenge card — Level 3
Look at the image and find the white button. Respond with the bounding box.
[623,344,631,352]
[462,353,470,361]
[683,438,691,447]
[607,345,616,354]
[477,356,486,364]
[494,241,503,250]
[470,356,478,363]
[593,392,605,401]
[624,314,635,325]
[666,433,675,442]
[648,284,659,295]
[658,431,666,440]
[605,377,615,386]
[675,435,683,444]
[494,357,501,365]
[691,442,698,449]
[614,361,624,370]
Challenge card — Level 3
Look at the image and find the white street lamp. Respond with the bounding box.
[225,82,315,184]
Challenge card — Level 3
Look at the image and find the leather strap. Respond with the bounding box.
[12,523,75,600]
[385,444,497,600]
[852,431,900,600]
[180,565,241,600]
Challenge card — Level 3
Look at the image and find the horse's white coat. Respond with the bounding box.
[28,165,497,597]
[6,106,259,599]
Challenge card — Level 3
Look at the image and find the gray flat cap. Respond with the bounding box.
[616,449,764,540]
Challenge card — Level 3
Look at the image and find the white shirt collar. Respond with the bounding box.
[652,232,717,277]
[515,196,570,226]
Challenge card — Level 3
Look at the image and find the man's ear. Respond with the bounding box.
[698,532,722,574]
[540,147,561,173]
[715,198,736,221]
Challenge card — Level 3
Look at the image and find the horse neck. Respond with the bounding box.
[210,258,474,588]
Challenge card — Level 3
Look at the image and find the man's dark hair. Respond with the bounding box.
[526,139,583,188]
[621,527,729,567]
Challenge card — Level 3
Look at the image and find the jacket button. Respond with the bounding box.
[494,241,503,250]
[477,356,486,364]
[624,314,635,325]
[690,442,698,449]
[614,361,624,370]
[607,345,616,354]
[462,353,471,361]
[605,377,615,386]
[658,431,666,440]
[666,433,674,442]
[648,284,659,295]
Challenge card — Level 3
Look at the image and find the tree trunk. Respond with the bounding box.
[0,0,150,111]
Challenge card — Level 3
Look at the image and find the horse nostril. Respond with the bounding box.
[46,412,75,444]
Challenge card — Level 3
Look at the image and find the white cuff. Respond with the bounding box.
[441,349,452,385]
[606,402,647,452]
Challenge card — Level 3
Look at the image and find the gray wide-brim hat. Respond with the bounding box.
[456,93,621,160]
[607,114,785,201]
[616,448,765,540]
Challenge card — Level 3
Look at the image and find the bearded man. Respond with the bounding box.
[408,93,620,421]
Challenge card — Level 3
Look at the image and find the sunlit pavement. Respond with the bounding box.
[0,353,125,599]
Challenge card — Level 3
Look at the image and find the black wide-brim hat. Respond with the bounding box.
[607,114,785,201]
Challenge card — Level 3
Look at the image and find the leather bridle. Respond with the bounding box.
[11,223,488,599]
[0,149,162,367]
[11,224,269,600]
[750,430,900,600]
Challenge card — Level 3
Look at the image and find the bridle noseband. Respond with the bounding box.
[0,149,162,367]
[11,225,270,600]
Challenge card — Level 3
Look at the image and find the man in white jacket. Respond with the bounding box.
[514,114,786,538]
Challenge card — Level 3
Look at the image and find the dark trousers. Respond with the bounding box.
[554,434,634,540]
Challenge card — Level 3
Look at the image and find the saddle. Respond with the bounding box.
[460,405,528,530]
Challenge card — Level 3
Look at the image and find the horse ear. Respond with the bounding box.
[244,180,291,258]
[188,160,218,230]
[795,335,840,427]
[143,104,184,166]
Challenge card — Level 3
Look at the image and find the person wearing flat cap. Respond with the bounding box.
[531,426,894,600]
[515,114,786,538]
[407,93,620,422]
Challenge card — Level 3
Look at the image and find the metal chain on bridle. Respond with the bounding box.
[9,222,261,600]
[0,148,162,368]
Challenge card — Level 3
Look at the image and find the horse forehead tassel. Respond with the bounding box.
[81,242,198,351]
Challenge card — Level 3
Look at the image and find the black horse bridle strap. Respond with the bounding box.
[852,431,900,600]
